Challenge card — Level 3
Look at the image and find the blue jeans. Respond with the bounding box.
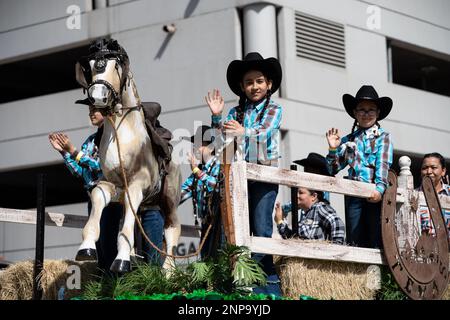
[87,201,123,271]
[248,181,282,296]
[200,217,226,260]
[141,209,164,266]
[345,196,382,248]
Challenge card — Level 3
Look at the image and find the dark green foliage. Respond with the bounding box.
[375,266,408,300]
[77,244,267,300]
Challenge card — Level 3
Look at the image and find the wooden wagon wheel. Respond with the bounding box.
[382,170,449,300]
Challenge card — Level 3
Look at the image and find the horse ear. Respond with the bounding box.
[75,62,89,89]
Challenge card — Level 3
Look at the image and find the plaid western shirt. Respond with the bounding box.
[61,132,102,191]
[326,125,393,195]
[211,98,282,164]
[277,201,345,244]
[180,157,221,221]
[416,184,450,241]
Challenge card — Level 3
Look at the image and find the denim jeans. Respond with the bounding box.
[87,201,123,271]
[247,181,281,296]
[200,213,226,260]
[344,196,382,248]
[141,209,164,266]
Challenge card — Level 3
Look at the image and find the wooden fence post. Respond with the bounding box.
[220,163,236,245]
[396,156,421,249]
[290,164,299,235]
[32,173,46,300]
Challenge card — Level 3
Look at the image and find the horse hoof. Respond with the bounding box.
[110,259,131,274]
[75,248,97,261]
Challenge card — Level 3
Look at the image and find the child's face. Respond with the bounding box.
[240,70,272,102]
[297,188,317,211]
[88,105,105,127]
[421,157,446,187]
[354,101,380,129]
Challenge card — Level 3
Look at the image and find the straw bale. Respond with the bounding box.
[0,260,98,300]
[277,256,378,300]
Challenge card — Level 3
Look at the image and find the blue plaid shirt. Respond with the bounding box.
[327,125,393,195]
[61,132,102,191]
[180,157,221,221]
[211,98,282,164]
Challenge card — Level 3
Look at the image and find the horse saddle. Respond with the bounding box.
[141,102,173,165]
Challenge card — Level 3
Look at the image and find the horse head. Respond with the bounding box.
[75,38,131,110]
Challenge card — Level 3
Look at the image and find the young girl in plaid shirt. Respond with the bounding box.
[326,85,393,249]
[205,52,282,296]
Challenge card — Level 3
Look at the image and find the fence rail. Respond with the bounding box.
[0,208,200,238]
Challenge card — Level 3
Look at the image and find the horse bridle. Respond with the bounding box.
[78,50,129,109]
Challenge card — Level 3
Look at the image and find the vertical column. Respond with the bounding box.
[397,156,420,249]
[243,4,278,59]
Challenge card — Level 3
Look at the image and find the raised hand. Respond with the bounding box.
[54,133,76,154]
[49,133,63,152]
[326,128,341,149]
[187,152,200,171]
[274,202,283,224]
[205,89,224,116]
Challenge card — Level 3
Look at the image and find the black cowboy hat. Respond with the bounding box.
[343,85,392,121]
[75,97,94,106]
[293,153,332,176]
[226,52,282,96]
[182,125,215,146]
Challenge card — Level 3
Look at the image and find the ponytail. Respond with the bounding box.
[349,120,358,142]
[236,94,246,125]
[256,89,272,123]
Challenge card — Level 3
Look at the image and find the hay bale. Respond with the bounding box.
[0,260,98,300]
[277,256,378,300]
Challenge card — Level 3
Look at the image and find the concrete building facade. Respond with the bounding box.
[1,0,449,262]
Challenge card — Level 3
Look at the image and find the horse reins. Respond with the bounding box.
[106,115,214,260]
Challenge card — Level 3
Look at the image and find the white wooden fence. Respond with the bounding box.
[229,157,450,266]
[0,208,201,237]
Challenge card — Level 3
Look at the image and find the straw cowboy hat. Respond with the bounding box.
[293,153,332,176]
[342,85,393,121]
[226,52,282,96]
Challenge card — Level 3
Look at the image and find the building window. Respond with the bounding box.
[388,40,450,97]
[0,44,90,104]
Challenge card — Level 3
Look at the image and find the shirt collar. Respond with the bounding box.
[355,125,384,139]
[246,98,267,111]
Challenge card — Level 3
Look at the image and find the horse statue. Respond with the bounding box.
[73,38,182,273]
